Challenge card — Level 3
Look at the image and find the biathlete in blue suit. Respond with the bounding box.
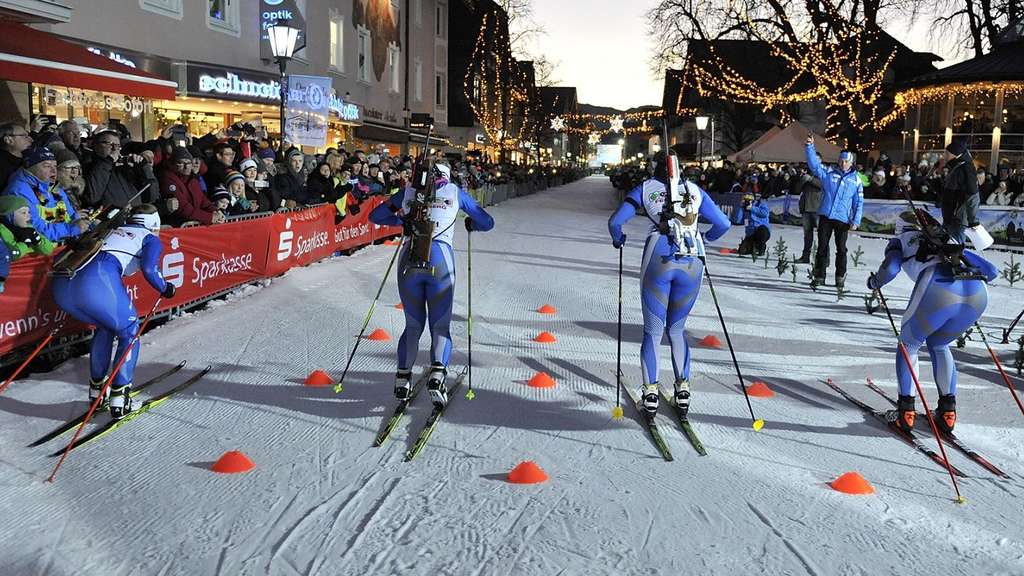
[608,158,731,415]
[52,204,175,420]
[370,162,493,407]
[867,210,997,433]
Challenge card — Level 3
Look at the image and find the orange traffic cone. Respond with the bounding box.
[746,381,775,397]
[830,472,875,495]
[534,331,557,343]
[508,461,549,484]
[211,451,256,474]
[699,335,722,348]
[304,370,334,387]
[527,372,556,388]
[367,328,391,341]
[537,304,557,314]
[719,247,736,255]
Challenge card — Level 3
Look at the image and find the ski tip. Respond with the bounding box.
[611,405,624,420]
[752,419,765,431]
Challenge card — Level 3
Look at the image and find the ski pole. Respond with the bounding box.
[465,221,475,400]
[700,255,764,430]
[0,319,68,397]
[1002,307,1024,344]
[49,296,163,483]
[334,237,404,393]
[872,277,965,503]
[973,321,1024,418]
[612,245,624,419]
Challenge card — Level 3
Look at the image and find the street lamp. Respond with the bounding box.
[268,19,300,156]
[695,115,709,162]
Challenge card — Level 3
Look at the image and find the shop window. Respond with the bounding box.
[357,27,372,83]
[330,11,345,73]
[389,45,401,94]
[207,0,240,37]
[436,2,447,39]
[414,59,423,102]
[140,0,182,18]
[1004,93,1024,136]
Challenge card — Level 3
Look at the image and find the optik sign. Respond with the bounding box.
[259,0,307,60]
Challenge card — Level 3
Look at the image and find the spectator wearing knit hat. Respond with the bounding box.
[941,138,980,243]
[223,170,255,216]
[160,147,223,226]
[210,185,232,212]
[2,147,88,242]
[257,147,277,179]
[239,157,279,212]
[0,194,54,267]
[54,149,86,211]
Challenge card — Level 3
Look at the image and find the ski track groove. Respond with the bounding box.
[747,501,823,576]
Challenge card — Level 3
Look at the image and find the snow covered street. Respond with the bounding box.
[2,176,1024,575]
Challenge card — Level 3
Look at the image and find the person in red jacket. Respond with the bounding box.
[159,147,224,226]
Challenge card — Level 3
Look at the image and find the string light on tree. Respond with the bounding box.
[609,115,625,133]
[550,116,566,132]
[588,133,600,145]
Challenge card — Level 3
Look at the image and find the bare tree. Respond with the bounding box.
[913,0,1020,58]
[497,0,560,86]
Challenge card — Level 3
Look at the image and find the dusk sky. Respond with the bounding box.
[531,1,957,111]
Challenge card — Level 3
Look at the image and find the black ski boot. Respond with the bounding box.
[935,394,956,433]
[108,384,133,420]
[886,394,915,432]
[89,377,109,405]
[835,275,846,291]
[794,254,811,265]
[673,378,691,417]
[427,363,448,408]
[394,369,412,400]
[637,383,659,416]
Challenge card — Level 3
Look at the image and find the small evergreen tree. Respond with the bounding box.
[851,245,865,267]
[1001,254,1023,287]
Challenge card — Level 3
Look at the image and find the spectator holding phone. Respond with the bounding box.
[83,130,158,209]
[160,147,224,226]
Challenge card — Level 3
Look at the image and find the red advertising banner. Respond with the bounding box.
[1,202,401,358]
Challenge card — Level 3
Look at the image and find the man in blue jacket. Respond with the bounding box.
[3,147,89,243]
[735,193,771,256]
[805,135,864,290]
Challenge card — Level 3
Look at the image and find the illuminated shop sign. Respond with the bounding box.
[329,93,361,122]
[186,64,282,104]
[43,86,151,115]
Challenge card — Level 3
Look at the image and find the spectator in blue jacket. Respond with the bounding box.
[736,193,772,256]
[0,240,9,293]
[3,147,89,243]
[805,135,864,290]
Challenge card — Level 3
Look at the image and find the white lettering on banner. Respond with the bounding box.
[198,73,281,102]
[0,308,61,341]
[162,250,185,288]
[293,231,330,258]
[335,223,370,243]
[277,219,294,261]
[191,253,255,288]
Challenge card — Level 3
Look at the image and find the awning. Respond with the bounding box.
[408,131,451,147]
[354,122,409,144]
[0,21,177,99]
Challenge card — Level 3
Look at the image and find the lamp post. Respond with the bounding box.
[268,19,300,157]
[695,115,709,164]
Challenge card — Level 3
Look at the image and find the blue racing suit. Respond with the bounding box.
[52,224,168,388]
[608,178,731,386]
[870,231,997,397]
[370,178,494,370]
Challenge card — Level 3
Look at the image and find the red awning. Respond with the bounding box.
[0,21,177,99]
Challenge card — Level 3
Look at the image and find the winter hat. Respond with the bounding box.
[239,158,258,173]
[54,149,80,169]
[838,150,855,164]
[210,185,231,203]
[170,147,192,163]
[434,163,451,179]
[286,148,303,161]
[224,170,245,188]
[23,147,55,167]
[0,195,29,215]
[367,153,380,165]
[946,139,967,157]
[257,147,276,160]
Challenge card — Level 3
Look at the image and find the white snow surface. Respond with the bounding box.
[2,176,1024,576]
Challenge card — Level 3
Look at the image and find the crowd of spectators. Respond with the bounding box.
[610,152,1024,207]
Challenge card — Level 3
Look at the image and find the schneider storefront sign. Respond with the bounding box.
[187,64,282,104]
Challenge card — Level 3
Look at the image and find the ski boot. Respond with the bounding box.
[794,254,810,265]
[394,369,413,400]
[427,363,448,408]
[637,383,659,416]
[810,276,825,290]
[673,377,691,417]
[835,275,846,291]
[89,377,109,405]
[886,394,915,432]
[108,384,133,420]
[935,394,956,433]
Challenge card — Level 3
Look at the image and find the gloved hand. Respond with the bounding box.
[867,273,879,291]
[161,283,176,299]
[612,233,626,249]
[464,217,474,233]
[12,226,41,245]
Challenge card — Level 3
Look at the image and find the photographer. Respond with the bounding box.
[83,130,158,209]
[736,193,772,256]
[941,139,980,242]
